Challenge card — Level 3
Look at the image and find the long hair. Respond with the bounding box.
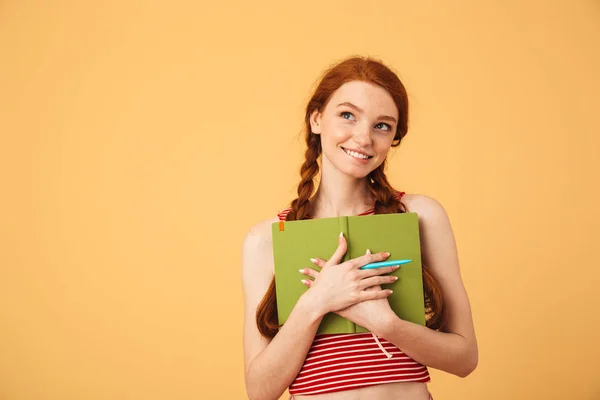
[256,56,446,339]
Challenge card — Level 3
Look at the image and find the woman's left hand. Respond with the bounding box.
[301,249,397,333]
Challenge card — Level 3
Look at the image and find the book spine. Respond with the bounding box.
[339,216,355,333]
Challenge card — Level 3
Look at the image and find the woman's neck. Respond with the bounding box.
[310,178,375,218]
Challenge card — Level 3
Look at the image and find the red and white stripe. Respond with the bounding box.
[288,333,430,395]
[277,191,430,395]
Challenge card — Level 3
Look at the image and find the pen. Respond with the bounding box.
[360,259,412,270]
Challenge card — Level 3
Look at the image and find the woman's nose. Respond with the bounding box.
[353,126,372,146]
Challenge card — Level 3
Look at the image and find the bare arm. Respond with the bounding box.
[242,219,324,400]
[372,195,478,377]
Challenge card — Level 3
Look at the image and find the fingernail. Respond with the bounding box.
[299,269,305,274]
[366,249,371,254]
[388,290,393,294]
[393,265,401,270]
[340,232,344,238]
[384,252,391,257]
[301,279,310,286]
[310,258,317,264]
[392,276,398,281]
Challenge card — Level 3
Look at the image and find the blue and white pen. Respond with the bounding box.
[360,259,412,270]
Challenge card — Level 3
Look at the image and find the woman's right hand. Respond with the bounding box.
[300,232,399,317]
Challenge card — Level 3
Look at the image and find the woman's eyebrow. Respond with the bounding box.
[337,102,397,123]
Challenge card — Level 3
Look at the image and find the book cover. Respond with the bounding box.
[272,212,426,334]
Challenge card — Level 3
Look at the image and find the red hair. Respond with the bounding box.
[256,56,446,339]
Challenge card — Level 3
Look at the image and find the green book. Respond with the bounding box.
[272,212,426,334]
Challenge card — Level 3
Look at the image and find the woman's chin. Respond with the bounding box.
[337,166,373,180]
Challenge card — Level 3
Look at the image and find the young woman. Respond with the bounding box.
[242,56,478,400]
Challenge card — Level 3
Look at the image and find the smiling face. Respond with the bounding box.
[309,80,399,180]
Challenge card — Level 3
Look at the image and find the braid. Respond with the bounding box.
[286,134,321,222]
[255,279,279,338]
[369,162,446,331]
[368,161,406,214]
[255,134,321,339]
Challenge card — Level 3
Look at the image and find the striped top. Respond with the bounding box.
[277,191,431,396]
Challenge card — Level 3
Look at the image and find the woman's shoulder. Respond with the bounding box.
[241,215,280,279]
[400,192,448,218]
[242,215,280,251]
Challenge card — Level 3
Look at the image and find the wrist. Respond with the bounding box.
[372,311,401,338]
[297,291,327,322]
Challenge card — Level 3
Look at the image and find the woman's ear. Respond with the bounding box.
[309,110,322,135]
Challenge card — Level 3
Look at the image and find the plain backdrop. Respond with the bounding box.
[1,1,599,399]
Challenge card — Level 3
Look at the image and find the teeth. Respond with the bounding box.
[344,148,370,159]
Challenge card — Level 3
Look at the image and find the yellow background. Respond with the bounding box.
[1,1,599,399]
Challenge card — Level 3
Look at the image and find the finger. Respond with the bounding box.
[349,251,390,269]
[359,288,393,301]
[299,267,319,279]
[301,279,313,287]
[325,232,348,267]
[363,284,382,292]
[357,265,400,279]
[358,275,398,290]
[308,257,326,269]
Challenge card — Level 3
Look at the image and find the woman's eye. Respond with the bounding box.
[376,123,392,131]
[340,111,354,120]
